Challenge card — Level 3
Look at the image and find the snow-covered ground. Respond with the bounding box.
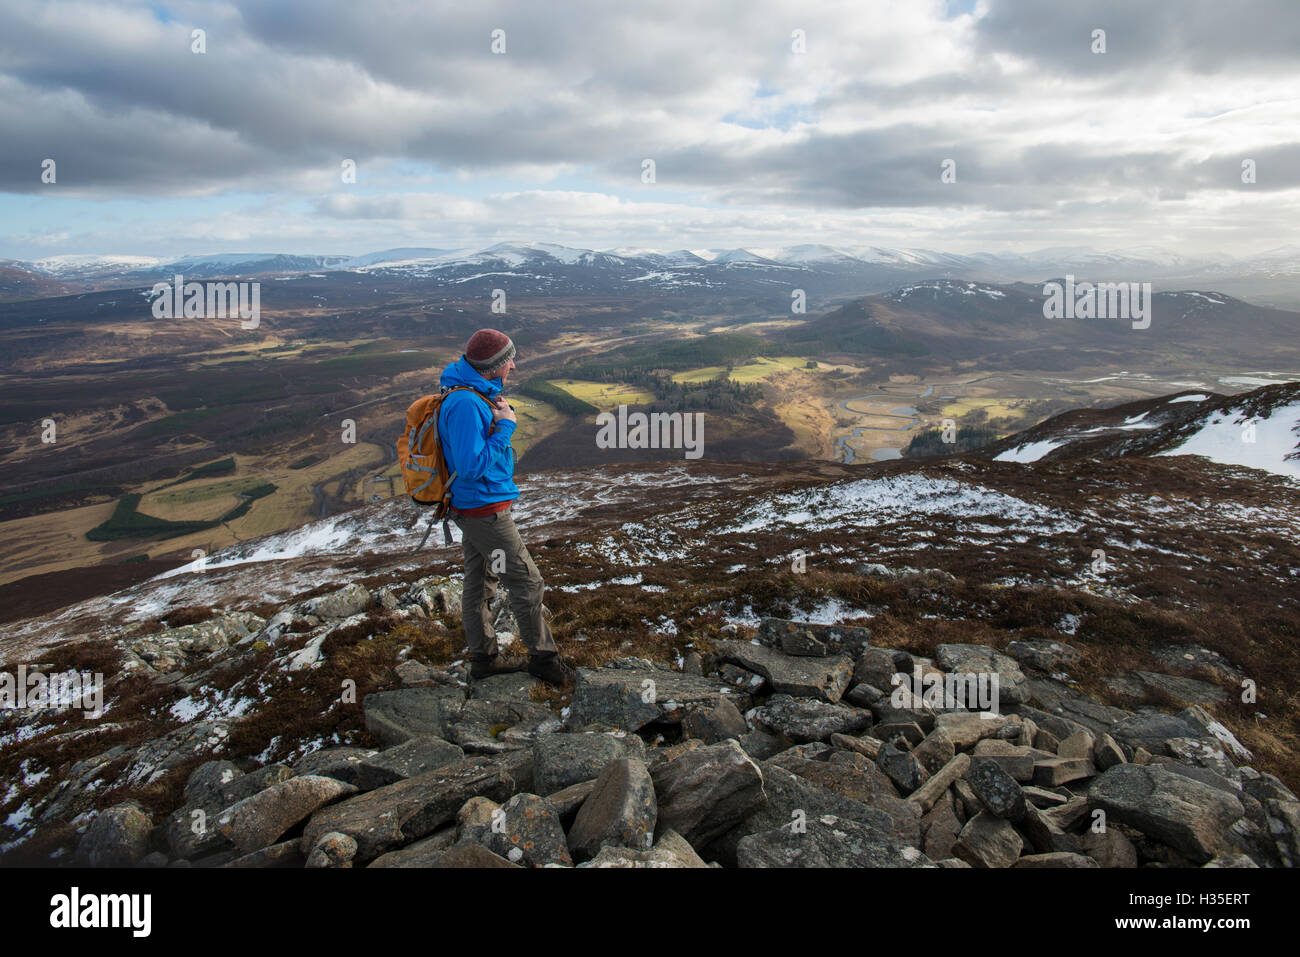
[1156,401,1300,479]
[720,474,1075,536]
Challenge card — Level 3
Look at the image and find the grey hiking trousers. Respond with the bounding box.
[452,504,557,658]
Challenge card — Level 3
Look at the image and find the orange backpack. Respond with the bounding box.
[397,386,494,548]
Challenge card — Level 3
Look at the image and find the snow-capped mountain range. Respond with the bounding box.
[7,241,1298,307]
[11,241,1299,281]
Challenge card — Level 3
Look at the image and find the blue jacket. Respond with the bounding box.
[437,356,519,510]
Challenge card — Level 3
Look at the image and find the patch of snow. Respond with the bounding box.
[993,439,1065,463]
[169,696,206,721]
[286,630,333,671]
[255,736,282,764]
[4,801,34,829]
[722,604,762,628]
[789,597,873,624]
[723,474,1074,536]
[1204,720,1253,761]
[1156,401,1300,479]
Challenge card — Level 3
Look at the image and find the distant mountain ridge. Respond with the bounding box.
[5,242,1298,302]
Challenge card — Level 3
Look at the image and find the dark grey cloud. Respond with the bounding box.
[973,0,1300,75]
[595,128,1300,213]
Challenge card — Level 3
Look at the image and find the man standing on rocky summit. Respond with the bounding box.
[438,329,575,687]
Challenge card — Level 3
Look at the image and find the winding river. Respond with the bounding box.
[832,384,935,464]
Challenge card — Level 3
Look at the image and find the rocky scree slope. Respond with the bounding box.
[8,605,1298,869]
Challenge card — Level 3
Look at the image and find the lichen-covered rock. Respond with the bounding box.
[1082,828,1138,868]
[406,576,463,618]
[952,810,1024,868]
[877,739,927,795]
[578,829,707,868]
[1179,706,1254,762]
[966,756,1027,820]
[437,843,521,868]
[1014,852,1097,868]
[183,760,245,807]
[652,739,766,847]
[302,583,371,619]
[363,686,466,747]
[681,697,749,744]
[746,694,872,743]
[75,802,152,867]
[217,774,358,854]
[458,793,572,867]
[755,618,871,659]
[125,720,234,786]
[447,698,560,754]
[1265,799,1300,868]
[290,746,381,788]
[714,640,853,703]
[708,760,906,867]
[737,815,933,868]
[567,757,657,862]
[1088,763,1245,863]
[932,712,1011,750]
[223,839,306,868]
[367,829,458,868]
[1005,639,1082,673]
[971,739,1039,782]
[533,731,647,794]
[1109,712,1203,754]
[568,667,749,732]
[304,831,358,868]
[168,763,294,859]
[128,612,264,674]
[934,643,1030,705]
[356,736,467,787]
[1105,671,1227,705]
[300,758,516,863]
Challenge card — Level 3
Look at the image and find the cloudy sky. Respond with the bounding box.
[1,0,1297,261]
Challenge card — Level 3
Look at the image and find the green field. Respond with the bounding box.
[87,482,278,542]
[547,379,657,410]
[148,476,275,508]
[671,355,812,384]
[938,397,1021,419]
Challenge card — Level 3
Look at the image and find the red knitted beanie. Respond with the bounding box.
[464,328,516,373]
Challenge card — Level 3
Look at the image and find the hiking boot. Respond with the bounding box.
[469,653,528,681]
[528,652,576,688]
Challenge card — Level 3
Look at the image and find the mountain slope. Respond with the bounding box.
[986,381,1300,477]
[1,386,1298,867]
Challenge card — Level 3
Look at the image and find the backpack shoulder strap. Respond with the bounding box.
[439,385,496,403]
